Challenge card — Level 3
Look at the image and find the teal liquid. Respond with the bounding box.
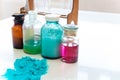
[41,21,63,58]
[23,39,41,54]
[42,37,61,58]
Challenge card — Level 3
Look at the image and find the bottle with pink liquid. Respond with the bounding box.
[60,24,78,63]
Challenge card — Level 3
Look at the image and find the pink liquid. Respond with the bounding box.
[60,42,78,63]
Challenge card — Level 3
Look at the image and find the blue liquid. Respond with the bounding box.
[41,21,63,59]
[42,37,61,58]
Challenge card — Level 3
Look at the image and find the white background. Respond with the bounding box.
[0,0,120,19]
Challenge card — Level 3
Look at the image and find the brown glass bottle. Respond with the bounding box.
[12,14,24,49]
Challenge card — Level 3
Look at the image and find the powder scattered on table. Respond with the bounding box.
[3,56,48,80]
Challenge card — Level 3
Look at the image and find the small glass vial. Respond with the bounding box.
[23,10,41,54]
[41,14,63,59]
[12,14,24,49]
[60,24,78,63]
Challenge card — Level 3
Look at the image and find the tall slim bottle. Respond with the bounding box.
[12,14,24,49]
[23,10,41,54]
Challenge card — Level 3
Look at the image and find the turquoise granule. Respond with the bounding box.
[3,56,48,80]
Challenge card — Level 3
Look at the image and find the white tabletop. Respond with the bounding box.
[1,11,120,80]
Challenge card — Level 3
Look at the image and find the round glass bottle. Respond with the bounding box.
[41,14,63,59]
[23,10,41,54]
[60,24,79,63]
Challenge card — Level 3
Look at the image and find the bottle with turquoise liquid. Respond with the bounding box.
[41,14,63,59]
[23,10,41,54]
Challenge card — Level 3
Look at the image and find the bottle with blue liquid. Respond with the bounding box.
[41,14,63,59]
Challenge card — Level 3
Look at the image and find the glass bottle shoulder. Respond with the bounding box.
[42,21,63,30]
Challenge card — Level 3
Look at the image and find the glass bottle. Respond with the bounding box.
[34,0,73,15]
[12,14,24,49]
[60,24,79,63]
[41,14,63,59]
[23,10,41,54]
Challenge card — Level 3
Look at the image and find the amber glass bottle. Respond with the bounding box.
[12,14,24,49]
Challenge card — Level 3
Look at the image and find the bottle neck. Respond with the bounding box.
[46,21,58,24]
[14,20,23,25]
[64,30,77,36]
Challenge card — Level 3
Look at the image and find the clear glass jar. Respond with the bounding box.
[23,10,41,54]
[41,14,63,59]
[60,24,79,63]
[34,0,73,15]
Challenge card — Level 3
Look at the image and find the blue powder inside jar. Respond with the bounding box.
[3,56,48,80]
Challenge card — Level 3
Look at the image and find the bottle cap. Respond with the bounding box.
[12,13,24,25]
[63,24,78,36]
[45,14,60,21]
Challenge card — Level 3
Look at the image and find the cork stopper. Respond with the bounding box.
[12,13,24,25]
[63,24,78,36]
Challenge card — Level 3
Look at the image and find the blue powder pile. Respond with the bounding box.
[3,56,48,80]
